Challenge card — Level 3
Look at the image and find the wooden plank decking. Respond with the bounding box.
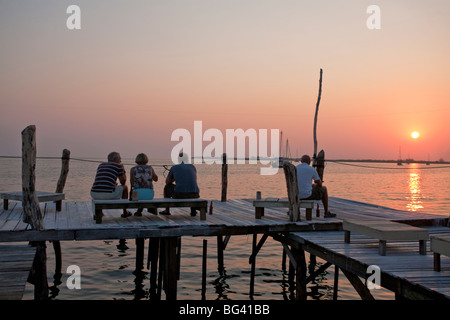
[0,244,35,300]
[283,226,450,299]
[0,196,448,300]
[0,198,345,242]
[0,197,446,242]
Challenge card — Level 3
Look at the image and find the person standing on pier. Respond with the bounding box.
[296,154,335,218]
[130,153,159,216]
[160,152,200,216]
[90,151,132,217]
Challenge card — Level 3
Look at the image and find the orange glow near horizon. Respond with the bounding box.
[0,2,449,161]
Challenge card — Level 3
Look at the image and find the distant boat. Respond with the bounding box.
[397,146,403,166]
[274,131,291,168]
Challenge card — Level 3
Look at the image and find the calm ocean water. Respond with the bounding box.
[1,157,449,300]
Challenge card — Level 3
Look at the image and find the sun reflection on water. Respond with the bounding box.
[406,165,424,212]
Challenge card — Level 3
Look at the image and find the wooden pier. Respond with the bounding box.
[0,244,35,300]
[0,196,449,300]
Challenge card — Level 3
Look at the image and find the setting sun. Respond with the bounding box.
[411,131,420,139]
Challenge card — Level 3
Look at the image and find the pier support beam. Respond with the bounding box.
[281,242,307,300]
[333,265,339,300]
[146,236,181,300]
[217,235,231,275]
[22,125,48,300]
[341,268,375,300]
[202,239,207,300]
[221,153,228,202]
[148,237,160,299]
[135,238,145,272]
[164,237,178,300]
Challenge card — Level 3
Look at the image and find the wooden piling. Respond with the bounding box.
[202,239,207,300]
[249,233,257,297]
[221,153,228,202]
[164,237,178,300]
[217,236,224,275]
[293,246,307,300]
[29,242,48,300]
[52,149,70,279]
[176,237,182,280]
[51,240,62,285]
[313,149,325,217]
[21,125,48,300]
[55,149,70,211]
[148,237,160,299]
[21,125,44,230]
[135,238,145,272]
[313,68,323,162]
[157,238,165,299]
[333,265,339,300]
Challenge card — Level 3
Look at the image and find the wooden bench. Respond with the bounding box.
[1,191,65,211]
[343,219,429,256]
[430,235,450,271]
[92,198,208,224]
[252,198,316,220]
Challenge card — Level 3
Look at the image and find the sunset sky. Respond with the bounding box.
[1,0,449,161]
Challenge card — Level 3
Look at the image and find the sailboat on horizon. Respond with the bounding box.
[274,130,291,168]
[397,146,403,166]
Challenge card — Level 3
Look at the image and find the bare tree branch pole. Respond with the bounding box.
[21,125,44,230]
[313,68,323,166]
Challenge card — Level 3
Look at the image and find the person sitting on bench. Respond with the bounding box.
[130,153,159,216]
[90,151,132,218]
[160,152,200,216]
[296,154,335,218]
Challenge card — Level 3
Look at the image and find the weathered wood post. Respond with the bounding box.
[148,237,160,299]
[293,246,307,300]
[282,242,307,300]
[201,239,207,300]
[55,149,70,210]
[163,237,178,300]
[333,265,339,300]
[221,153,228,202]
[283,162,300,222]
[135,238,145,272]
[22,125,48,300]
[249,233,257,297]
[22,126,44,229]
[313,149,325,217]
[217,236,225,275]
[53,149,70,284]
[312,69,325,218]
[312,68,323,164]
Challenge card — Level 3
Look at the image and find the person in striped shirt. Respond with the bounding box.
[90,151,132,217]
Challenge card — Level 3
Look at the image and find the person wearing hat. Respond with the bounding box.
[160,152,200,216]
